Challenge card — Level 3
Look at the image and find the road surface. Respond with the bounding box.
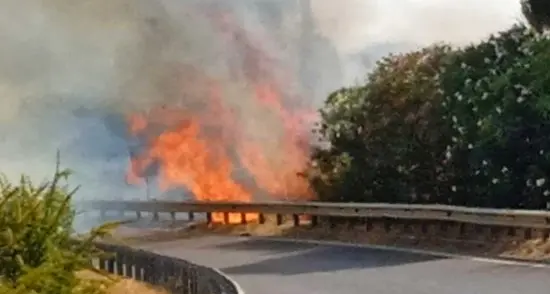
[130,234,550,294]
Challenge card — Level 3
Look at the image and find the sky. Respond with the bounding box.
[312,0,523,54]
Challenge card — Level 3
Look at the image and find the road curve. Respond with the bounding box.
[131,234,550,294]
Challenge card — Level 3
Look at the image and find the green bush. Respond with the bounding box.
[0,158,116,294]
[308,21,550,209]
[307,45,452,203]
[440,24,550,208]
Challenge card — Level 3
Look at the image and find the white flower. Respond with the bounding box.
[477,120,482,127]
[468,144,473,149]
[540,150,545,155]
[451,185,457,192]
[536,178,546,187]
[445,151,452,159]
[544,190,550,196]
[482,160,488,166]
[452,116,458,123]
[517,96,524,103]
[495,106,502,114]
[483,57,491,64]
[501,166,509,173]
[452,137,458,143]
[460,63,467,69]
[492,178,499,184]
[527,179,533,187]
[482,93,489,100]
[475,170,480,175]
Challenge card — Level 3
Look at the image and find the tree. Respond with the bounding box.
[521,0,550,33]
[307,45,453,203]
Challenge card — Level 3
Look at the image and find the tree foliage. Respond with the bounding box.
[522,0,550,33]
[440,24,550,208]
[0,158,117,294]
[307,45,452,203]
[308,22,550,209]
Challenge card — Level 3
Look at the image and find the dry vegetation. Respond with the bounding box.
[77,270,168,294]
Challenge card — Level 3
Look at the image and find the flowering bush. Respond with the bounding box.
[440,24,550,208]
[309,22,550,209]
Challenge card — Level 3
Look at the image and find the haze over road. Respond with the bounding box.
[132,234,550,294]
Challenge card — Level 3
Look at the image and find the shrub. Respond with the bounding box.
[440,24,550,208]
[307,45,453,203]
[0,157,116,294]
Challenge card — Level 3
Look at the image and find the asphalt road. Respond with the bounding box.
[132,234,550,294]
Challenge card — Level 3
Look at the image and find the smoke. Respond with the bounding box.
[0,0,522,215]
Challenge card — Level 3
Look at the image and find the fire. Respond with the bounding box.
[125,4,316,224]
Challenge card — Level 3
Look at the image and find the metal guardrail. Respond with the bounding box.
[80,200,550,229]
[92,242,243,294]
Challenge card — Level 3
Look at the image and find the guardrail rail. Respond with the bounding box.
[92,242,241,294]
[82,200,550,244]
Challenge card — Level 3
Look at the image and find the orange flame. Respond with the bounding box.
[125,6,315,224]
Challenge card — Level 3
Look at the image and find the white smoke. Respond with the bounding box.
[0,0,523,212]
[313,0,522,54]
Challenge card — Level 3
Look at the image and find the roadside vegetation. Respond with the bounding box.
[306,0,550,209]
[0,158,116,294]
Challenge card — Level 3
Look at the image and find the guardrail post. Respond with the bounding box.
[383,218,391,232]
[259,213,266,224]
[136,211,142,220]
[293,214,300,227]
[365,218,373,232]
[223,212,230,225]
[276,214,283,226]
[240,213,247,225]
[188,211,195,221]
[310,215,318,228]
[106,256,115,274]
[188,265,198,294]
[206,212,212,224]
[124,252,134,279]
[134,253,145,281]
[170,212,176,223]
[152,211,159,222]
[115,250,125,275]
[178,262,191,293]
[100,209,106,221]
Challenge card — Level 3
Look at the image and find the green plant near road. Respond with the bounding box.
[440,24,550,208]
[0,158,117,294]
[307,45,452,204]
[307,18,550,209]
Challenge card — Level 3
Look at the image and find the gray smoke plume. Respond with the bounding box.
[0,0,342,204]
[0,0,522,231]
